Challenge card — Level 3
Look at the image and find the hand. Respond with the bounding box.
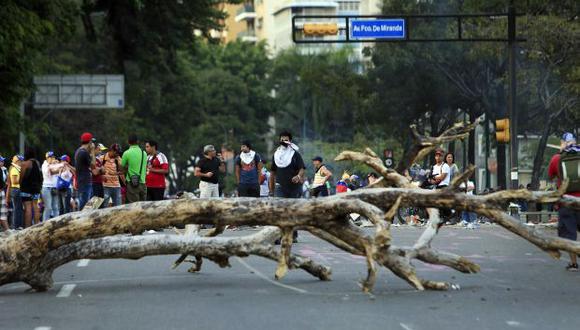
[206,172,214,178]
[291,175,301,184]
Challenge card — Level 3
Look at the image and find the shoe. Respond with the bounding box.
[565,263,578,272]
[293,237,298,244]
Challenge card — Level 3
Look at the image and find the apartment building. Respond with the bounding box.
[223,0,382,56]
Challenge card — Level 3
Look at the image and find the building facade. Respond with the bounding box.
[223,0,382,56]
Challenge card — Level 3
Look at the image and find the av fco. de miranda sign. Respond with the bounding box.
[350,19,406,40]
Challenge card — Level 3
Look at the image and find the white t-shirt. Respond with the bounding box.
[432,162,450,187]
[260,168,270,197]
[42,161,62,188]
[459,180,475,195]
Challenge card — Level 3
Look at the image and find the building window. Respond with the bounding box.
[339,1,359,12]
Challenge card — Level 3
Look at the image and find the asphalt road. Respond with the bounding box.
[0,225,578,330]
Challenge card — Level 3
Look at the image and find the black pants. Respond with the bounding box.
[238,184,260,197]
[275,184,301,240]
[147,187,165,201]
[92,183,104,198]
[312,185,328,197]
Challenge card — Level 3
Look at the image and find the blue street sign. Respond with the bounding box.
[350,19,405,40]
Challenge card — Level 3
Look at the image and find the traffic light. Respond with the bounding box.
[383,149,394,168]
[303,23,339,36]
[495,118,510,143]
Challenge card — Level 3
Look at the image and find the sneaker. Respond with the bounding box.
[466,223,479,229]
[565,263,578,272]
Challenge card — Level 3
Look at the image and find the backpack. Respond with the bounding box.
[559,147,580,193]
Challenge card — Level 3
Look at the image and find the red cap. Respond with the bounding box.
[435,148,445,155]
[80,132,93,143]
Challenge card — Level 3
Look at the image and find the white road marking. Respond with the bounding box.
[34,327,52,330]
[76,259,90,267]
[400,323,414,330]
[234,257,308,294]
[56,284,76,298]
[506,320,523,327]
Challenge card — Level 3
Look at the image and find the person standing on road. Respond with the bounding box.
[195,145,225,198]
[91,143,107,199]
[102,144,123,207]
[57,155,75,214]
[6,155,24,229]
[145,140,169,201]
[41,151,61,220]
[548,132,580,271]
[311,156,332,197]
[269,131,305,243]
[19,148,42,228]
[259,160,270,198]
[122,135,148,203]
[235,141,262,198]
[0,156,9,231]
[459,179,478,229]
[75,132,95,210]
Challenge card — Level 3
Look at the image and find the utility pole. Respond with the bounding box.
[508,2,519,189]
[19,102,25,155]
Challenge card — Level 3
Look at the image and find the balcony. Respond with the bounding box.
[235,4,257,22]
[237,30,258,43]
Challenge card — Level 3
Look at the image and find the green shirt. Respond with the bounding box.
[121,145,147,184]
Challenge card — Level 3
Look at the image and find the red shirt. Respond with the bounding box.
[146,152,169,188]
[91,155,104,184]
[547,153,580,197]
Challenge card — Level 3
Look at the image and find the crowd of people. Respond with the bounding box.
[0,132,168,232]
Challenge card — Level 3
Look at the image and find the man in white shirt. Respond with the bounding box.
[429,148,450,188]
[41,151,62,220]
[460,180,478,228]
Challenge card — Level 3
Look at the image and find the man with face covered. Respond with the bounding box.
[235,140,263,197]
[269,131,305,243]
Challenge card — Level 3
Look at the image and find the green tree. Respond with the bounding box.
[0,0,78,154]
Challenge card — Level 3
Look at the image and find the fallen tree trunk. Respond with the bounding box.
[32,227,331,291]
[1,118,578,294]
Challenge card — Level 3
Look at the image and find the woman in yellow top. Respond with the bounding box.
[311,156,333,197]
[5,155,24,229]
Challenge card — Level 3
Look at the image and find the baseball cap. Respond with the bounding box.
[60,155,70,162]
[16,155,24,161]
[312,156,323,162]
[45,151,55,158]
[97,143,108,151]
[435,148,445,155]
[80,132,93,143]
[561,132,576,142]
[0,156,5,162]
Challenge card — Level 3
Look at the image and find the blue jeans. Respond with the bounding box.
[462,211,477,223]
[58,189,72,215]
[41,187,59,221]
[103,187,122,207]
[78,183,93,210]
[10,188,23,229]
